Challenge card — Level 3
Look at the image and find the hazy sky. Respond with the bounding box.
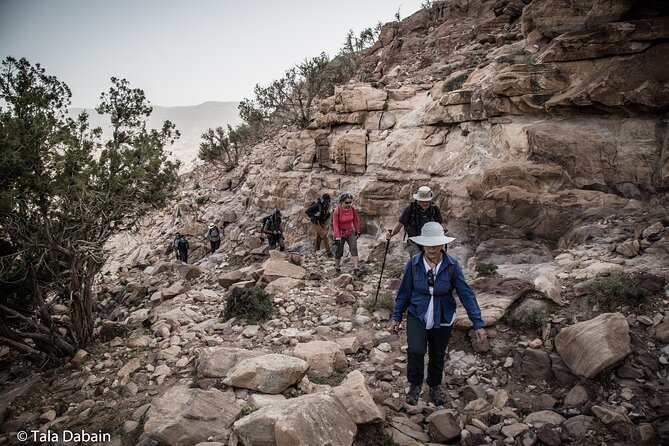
[1,0,426,108]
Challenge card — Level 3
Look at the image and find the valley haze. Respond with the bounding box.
[69,101,242,171]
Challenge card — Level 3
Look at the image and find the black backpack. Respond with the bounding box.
[261,215,281,232]
[405,201,439,238]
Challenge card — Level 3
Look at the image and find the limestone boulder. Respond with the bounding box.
[331,370,384,424]
[426,410,461,443]
[218,270,247,289]
[197,347,260,379]
[292,341,347,377]
[334,83,388,113]
[175,264,205,280]
[555,313,631,379]
[223,354,309,394]
[265,277,305,294]
[233,394,356,446]
[144,386,243,446]
[261,257,307,282]
[455,277,535,329]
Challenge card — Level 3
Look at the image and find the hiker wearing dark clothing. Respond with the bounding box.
[263,209,285,251]
[205,223,221,254]
[173,233,182,260]
[305,193,333,257]
[178,235,190,263]
[332,192,361,277]
[386,186,445,258]
[390,222,487,406]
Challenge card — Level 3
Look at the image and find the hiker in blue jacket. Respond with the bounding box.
[390,222,487,407]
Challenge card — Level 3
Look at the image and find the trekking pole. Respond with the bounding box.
[374,229,392,305]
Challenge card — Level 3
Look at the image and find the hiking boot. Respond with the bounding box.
[335,268,342,277]
[353,268,363,278]
[406,384,421,406]
[429,386,446,406]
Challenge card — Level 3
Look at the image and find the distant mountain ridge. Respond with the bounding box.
[69,101,242,171]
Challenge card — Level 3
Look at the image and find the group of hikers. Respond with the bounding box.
[171,222,222,262]
[302,185,487,407]
[170,185,487,407]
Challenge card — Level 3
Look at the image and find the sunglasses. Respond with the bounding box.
[428,269,435,288]
[344,201,352,204]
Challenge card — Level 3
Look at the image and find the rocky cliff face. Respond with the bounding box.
[252,0,669,256]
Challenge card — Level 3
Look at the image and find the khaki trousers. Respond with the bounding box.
[313,223,331,253]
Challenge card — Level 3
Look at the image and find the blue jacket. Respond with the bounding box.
[392,252,485,329]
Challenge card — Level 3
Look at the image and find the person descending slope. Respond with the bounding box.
[332,192,362,277]
[262,209,285,251]
[205,223,221,254]
[177,235,189,263]
[305,193,333,258]
[386,186,446,258]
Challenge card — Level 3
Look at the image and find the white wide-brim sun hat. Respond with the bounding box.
[409,222,455,246]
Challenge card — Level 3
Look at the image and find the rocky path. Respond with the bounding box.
[1,241,668,445]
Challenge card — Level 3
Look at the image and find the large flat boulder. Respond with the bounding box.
[196,347,260,379]
[455,277,535,329]
[292,341,347,377]
[331,370,384,424]
[144,385,243,446]
[223,354,309,394]
[555,313,631,378]
[233,394,356,446]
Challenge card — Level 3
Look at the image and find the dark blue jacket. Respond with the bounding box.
[392,251,484,329]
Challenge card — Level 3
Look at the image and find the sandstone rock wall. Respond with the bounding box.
[244,0,668,257]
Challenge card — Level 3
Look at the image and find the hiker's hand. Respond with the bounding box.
[474,328,487,344]
[334,239,340,246]
[355,232,361,238]
[385,229,393,240]
[390,320,400,333]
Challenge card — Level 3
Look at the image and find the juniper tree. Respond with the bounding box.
[0,57,180,363]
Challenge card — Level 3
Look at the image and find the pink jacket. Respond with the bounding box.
[333,205,360,238]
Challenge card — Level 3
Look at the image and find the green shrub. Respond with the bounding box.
[354,423,397,446]
[237,405,258,420]
[195,195,207,205]
[589,273,648,310]
[281,163,294,172]
[495,55,515,65]
[443,73,468,92]
[308,372,346,386]
[507,306,551,330]
[520,54,538,65]
[475,262,498,277]
[361,291,395,313]
[223,287,276,322]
